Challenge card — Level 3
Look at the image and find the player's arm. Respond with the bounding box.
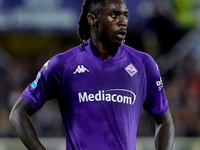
[9,96,46,150]
[153,109,175,150]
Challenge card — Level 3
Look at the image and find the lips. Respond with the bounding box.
[116,29,127,40]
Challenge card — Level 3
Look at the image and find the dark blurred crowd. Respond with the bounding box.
[0,0,200,138]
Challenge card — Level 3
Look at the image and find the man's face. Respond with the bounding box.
[96,0,128,45]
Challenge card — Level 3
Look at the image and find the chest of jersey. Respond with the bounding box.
[61,51,146,109]
[55,48,149,149]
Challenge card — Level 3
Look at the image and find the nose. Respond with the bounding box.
[118,15,128,27]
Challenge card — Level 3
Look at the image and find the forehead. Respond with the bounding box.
[102,0,128,12]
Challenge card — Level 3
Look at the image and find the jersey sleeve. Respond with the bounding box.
[21,56,62,110]
[143,54,169,118]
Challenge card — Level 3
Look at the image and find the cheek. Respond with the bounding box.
[99,23,111,34]
[107,17,117,28]
[99,16,115,29]
[102,26,114,37]
[97,18,116,37]
[107,16,114,22]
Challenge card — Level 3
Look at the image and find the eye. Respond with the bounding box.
[111,11,119,18]
[124,15,128,19]
[112,14,116,18]
[111,13,116,18]
[124,13,128,19]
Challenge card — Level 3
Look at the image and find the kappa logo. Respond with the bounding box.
[44,60,50,70]
[125,63,138,77]
[73,65,90,74]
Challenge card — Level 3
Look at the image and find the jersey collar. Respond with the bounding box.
[82,39,124,61]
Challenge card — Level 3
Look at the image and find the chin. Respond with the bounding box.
[114,39,124,45]
[102,37,123,47]
[109,41,122,49]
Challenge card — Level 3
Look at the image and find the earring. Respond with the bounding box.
[83,39,88,45]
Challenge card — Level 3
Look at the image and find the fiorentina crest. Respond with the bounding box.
[124,63,138,77]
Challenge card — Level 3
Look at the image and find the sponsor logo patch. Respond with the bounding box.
[156,77,163,91]
[78,89,136,105]
[30,72,41,89]
[124,63,138,77]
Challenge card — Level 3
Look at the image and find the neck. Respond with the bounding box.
[90,38,120,61]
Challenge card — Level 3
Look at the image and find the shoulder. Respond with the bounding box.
[123,45,157,70]
[123,45,160,79]
[40,45,83,74]
[53,45,83,64]
[46,45,82,67]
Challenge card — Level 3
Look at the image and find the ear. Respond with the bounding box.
[87,14,97,26]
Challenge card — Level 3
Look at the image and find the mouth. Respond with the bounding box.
[116,29,127,40]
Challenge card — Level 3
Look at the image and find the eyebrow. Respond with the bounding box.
[110,10,129,15]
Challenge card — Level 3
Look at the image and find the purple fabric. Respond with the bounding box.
[21,41,168,149]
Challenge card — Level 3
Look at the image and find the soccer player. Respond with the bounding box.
[9,0,175,150]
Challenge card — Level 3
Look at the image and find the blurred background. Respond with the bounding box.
[0,0,200,149]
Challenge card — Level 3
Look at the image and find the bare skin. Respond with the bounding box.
[154,109,175,150]
[88,0,128,60]
[9,97,45,150]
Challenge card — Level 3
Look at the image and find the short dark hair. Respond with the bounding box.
[77,0,106,45]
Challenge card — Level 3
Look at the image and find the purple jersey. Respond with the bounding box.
[21,40,168,150]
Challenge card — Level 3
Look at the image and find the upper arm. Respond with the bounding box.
[153,109,174,126]
[21,57,62,110]
[10,96,37,118]
[143,54,169,118]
